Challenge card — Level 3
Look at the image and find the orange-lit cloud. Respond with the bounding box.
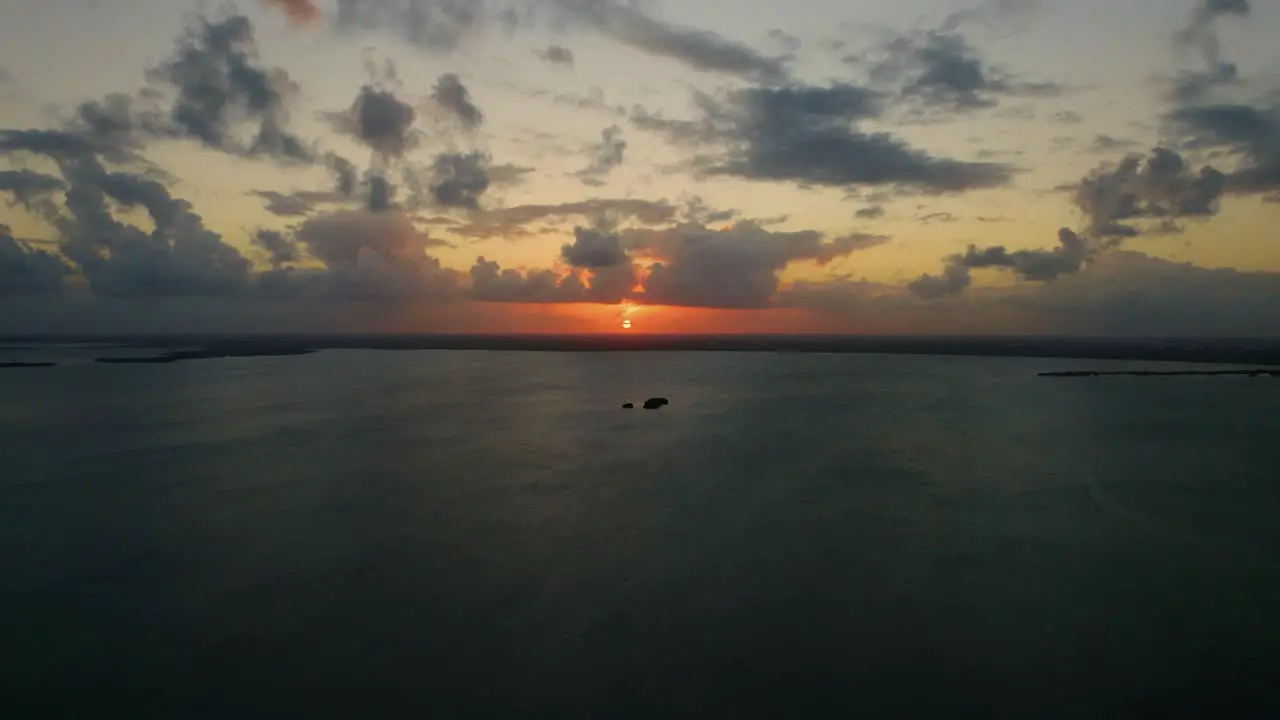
[266,0,321,23]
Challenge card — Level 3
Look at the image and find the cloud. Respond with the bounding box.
[0,224,70,295]
[941,0,1042,33]
[1050,110,1083,124]
[576,125,627,185]
[1167,102,1280,194]
[289,208,459,301]
[626,221,884,308]
[251,190,314,216]
[960,227,1088,281]
[144,14,312,162]
[429,152,491,209]
[488,163,536,187]
[560,226,629,268]
[270,1,786,82]
[469,256,636,304]
[855,205,886,219]
[687,82,1013,193]
[252,228,302,269]
[432,73,484,130]
[863,29,1063,113]
[0,169,66,219]
[560,0,789,82]
[1089,135,1140,153]
[448,198,676,239]
[367,173,395,211]
[910,227,1088,298]
[1071,147,1228,238]
[327,153,360,196]
[330,0,491,52]
[1170,0,1252,103]
[908,258,972,299]
[790,250,1280,338]
[333,84,418,158]
[267,0,322,23]
[537,45,575,66]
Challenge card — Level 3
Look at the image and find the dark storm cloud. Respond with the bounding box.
[560,226,628,268]
[430,152,491,209]
[576,125,626,185]
[432,73,484,129]
[537,45,575,66]
[146,14,313,162]
[625,222,884,309]
[1071,147,1228,238]
[863,30,1063,113]
[252,228,302,268]
[251,190,314,216]
[1167,103,1280,194]
[0,224,70,295]
[447,198,676,239]
[688,82,1013,193]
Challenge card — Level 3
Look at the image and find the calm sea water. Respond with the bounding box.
[2,350,1279,717]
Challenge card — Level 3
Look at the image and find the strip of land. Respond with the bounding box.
[0,334,1277,367]
[1041,369,1280,378]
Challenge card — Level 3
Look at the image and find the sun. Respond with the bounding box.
[618,301,640,330]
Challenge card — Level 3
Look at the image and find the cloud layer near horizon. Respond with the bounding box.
[0,0,1277,335]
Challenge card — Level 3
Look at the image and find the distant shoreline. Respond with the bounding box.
[1042,369,1280,378]
[3,334,1280,368]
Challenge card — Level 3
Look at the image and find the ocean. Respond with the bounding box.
[2,349,1279,717]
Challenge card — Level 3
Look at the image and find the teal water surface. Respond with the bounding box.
[2,350,1279,717]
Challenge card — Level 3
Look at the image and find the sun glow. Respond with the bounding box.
[618,301,640,330]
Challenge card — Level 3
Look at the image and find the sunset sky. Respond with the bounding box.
[1,0,1278,335]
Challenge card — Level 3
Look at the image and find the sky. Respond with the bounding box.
[0,0,1278,336]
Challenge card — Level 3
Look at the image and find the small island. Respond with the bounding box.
[0,361,57,368]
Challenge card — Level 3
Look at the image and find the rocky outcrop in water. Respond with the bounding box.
[642,397,669,409]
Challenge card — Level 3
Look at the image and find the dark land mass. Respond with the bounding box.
[1,334,1278,366]
[95,346,316,365]
[1042,369,1280,378]
[0,361,56,368]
